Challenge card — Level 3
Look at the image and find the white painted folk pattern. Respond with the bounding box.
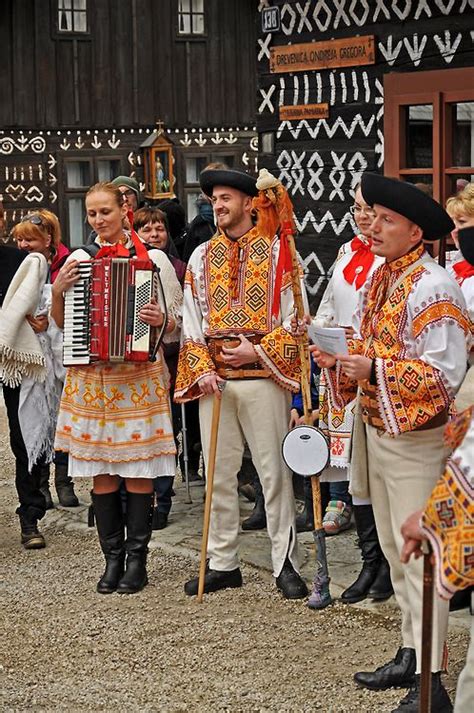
[273,0,471,34]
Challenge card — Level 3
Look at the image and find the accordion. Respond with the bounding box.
[63,257,167,366]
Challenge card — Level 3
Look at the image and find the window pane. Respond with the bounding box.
[192,0,204,11]
[75,0,87,9]
[219,155,235,168]
[59,9,72,31]
[66,161,91,188]
[448,174,474,195]
[180,0,191,11]
[452,102,474,167]
[187,192,200,221]
[68,198,87,248]
[178,13,191,33]
[73,11,87,32]
[405,105,433,169]
[404,175,433,196]
[97,160,121,182]
[185,157,207,184]
[192,13,205,34]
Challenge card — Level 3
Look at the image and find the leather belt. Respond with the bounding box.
[207,335,271,380]
[414,408,448,431]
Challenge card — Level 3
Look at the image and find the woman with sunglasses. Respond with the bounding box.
[306,185,393,607]
[12,210,80,512]
[52,182,183,594]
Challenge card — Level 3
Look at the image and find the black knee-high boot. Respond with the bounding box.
[341,504,392,603]
[116,491,153,594]
[92,490,125,594]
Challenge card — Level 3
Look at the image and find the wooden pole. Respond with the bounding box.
[420,544,434,712]
[282,221,323,531]
[197,391,223,603]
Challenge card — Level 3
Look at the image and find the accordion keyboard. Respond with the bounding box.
[63,262,94,365]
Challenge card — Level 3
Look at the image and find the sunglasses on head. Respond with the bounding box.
[21,213,44,226]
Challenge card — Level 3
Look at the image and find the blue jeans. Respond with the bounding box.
[329,480,351,506]
[154,476,174,515]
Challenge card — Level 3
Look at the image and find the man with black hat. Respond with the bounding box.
[312,174,471,712]
[175,168,307,600]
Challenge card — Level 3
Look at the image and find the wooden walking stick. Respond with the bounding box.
[283,219,332,609]
[197,384,225,603]
[420,541,434,712]
[254,169,331,609]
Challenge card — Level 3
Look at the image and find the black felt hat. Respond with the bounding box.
[361,173,454,241]
[458,226,474,267]
[200,169,258,198]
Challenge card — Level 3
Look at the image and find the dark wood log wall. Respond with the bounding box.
[0,0,256,130]
[0,0,258,242]
[256,0,474,311]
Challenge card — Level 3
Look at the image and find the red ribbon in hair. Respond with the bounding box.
[272,222,293,318]
[453,259,474,285]
[342,236,375,290]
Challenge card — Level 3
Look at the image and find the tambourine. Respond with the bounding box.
[282,425,330,477]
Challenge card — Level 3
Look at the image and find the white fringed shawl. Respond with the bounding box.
[18,284,66,471]
[0,252,48,387]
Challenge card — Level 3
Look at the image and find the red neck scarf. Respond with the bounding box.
[453,259,474,286]
[342,236,375,290]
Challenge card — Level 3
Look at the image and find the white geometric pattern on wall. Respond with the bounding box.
[0,135,46,155]
[259,70,382,114]
[268,0,472,33]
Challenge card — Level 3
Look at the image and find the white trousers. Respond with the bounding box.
[199,379,298,577]
[454,595,474,713]
[366,424,450,673]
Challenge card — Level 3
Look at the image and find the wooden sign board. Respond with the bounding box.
[270,35,375,73]
[280,103,329,121]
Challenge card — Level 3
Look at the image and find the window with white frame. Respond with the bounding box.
[58,0,88,34]
[178,0,205,35]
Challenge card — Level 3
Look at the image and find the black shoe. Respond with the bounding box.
[117,555,148,594]
[354,647,416,690]
[368,558,394,601]
[55,464,79,507]
[92,490,125,594]
[276,558,308,600]
[391,673,453,712]
[116,492,153,594]
[152,510,168,531]
[340,562,379,604]
[184,567,242,596]
[20,524,46,550]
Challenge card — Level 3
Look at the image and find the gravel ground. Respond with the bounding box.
[0,403,470,712]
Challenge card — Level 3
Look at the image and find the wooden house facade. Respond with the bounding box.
[0,0,257,246]
[256,0,474,309]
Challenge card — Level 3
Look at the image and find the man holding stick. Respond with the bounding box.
[401,402,473,712]
[311,174,470,712]
[175,168,307,599]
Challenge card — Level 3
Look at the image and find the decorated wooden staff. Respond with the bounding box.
[255,169,332,609]
[420,541,434,712]
[197,383,225,603]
